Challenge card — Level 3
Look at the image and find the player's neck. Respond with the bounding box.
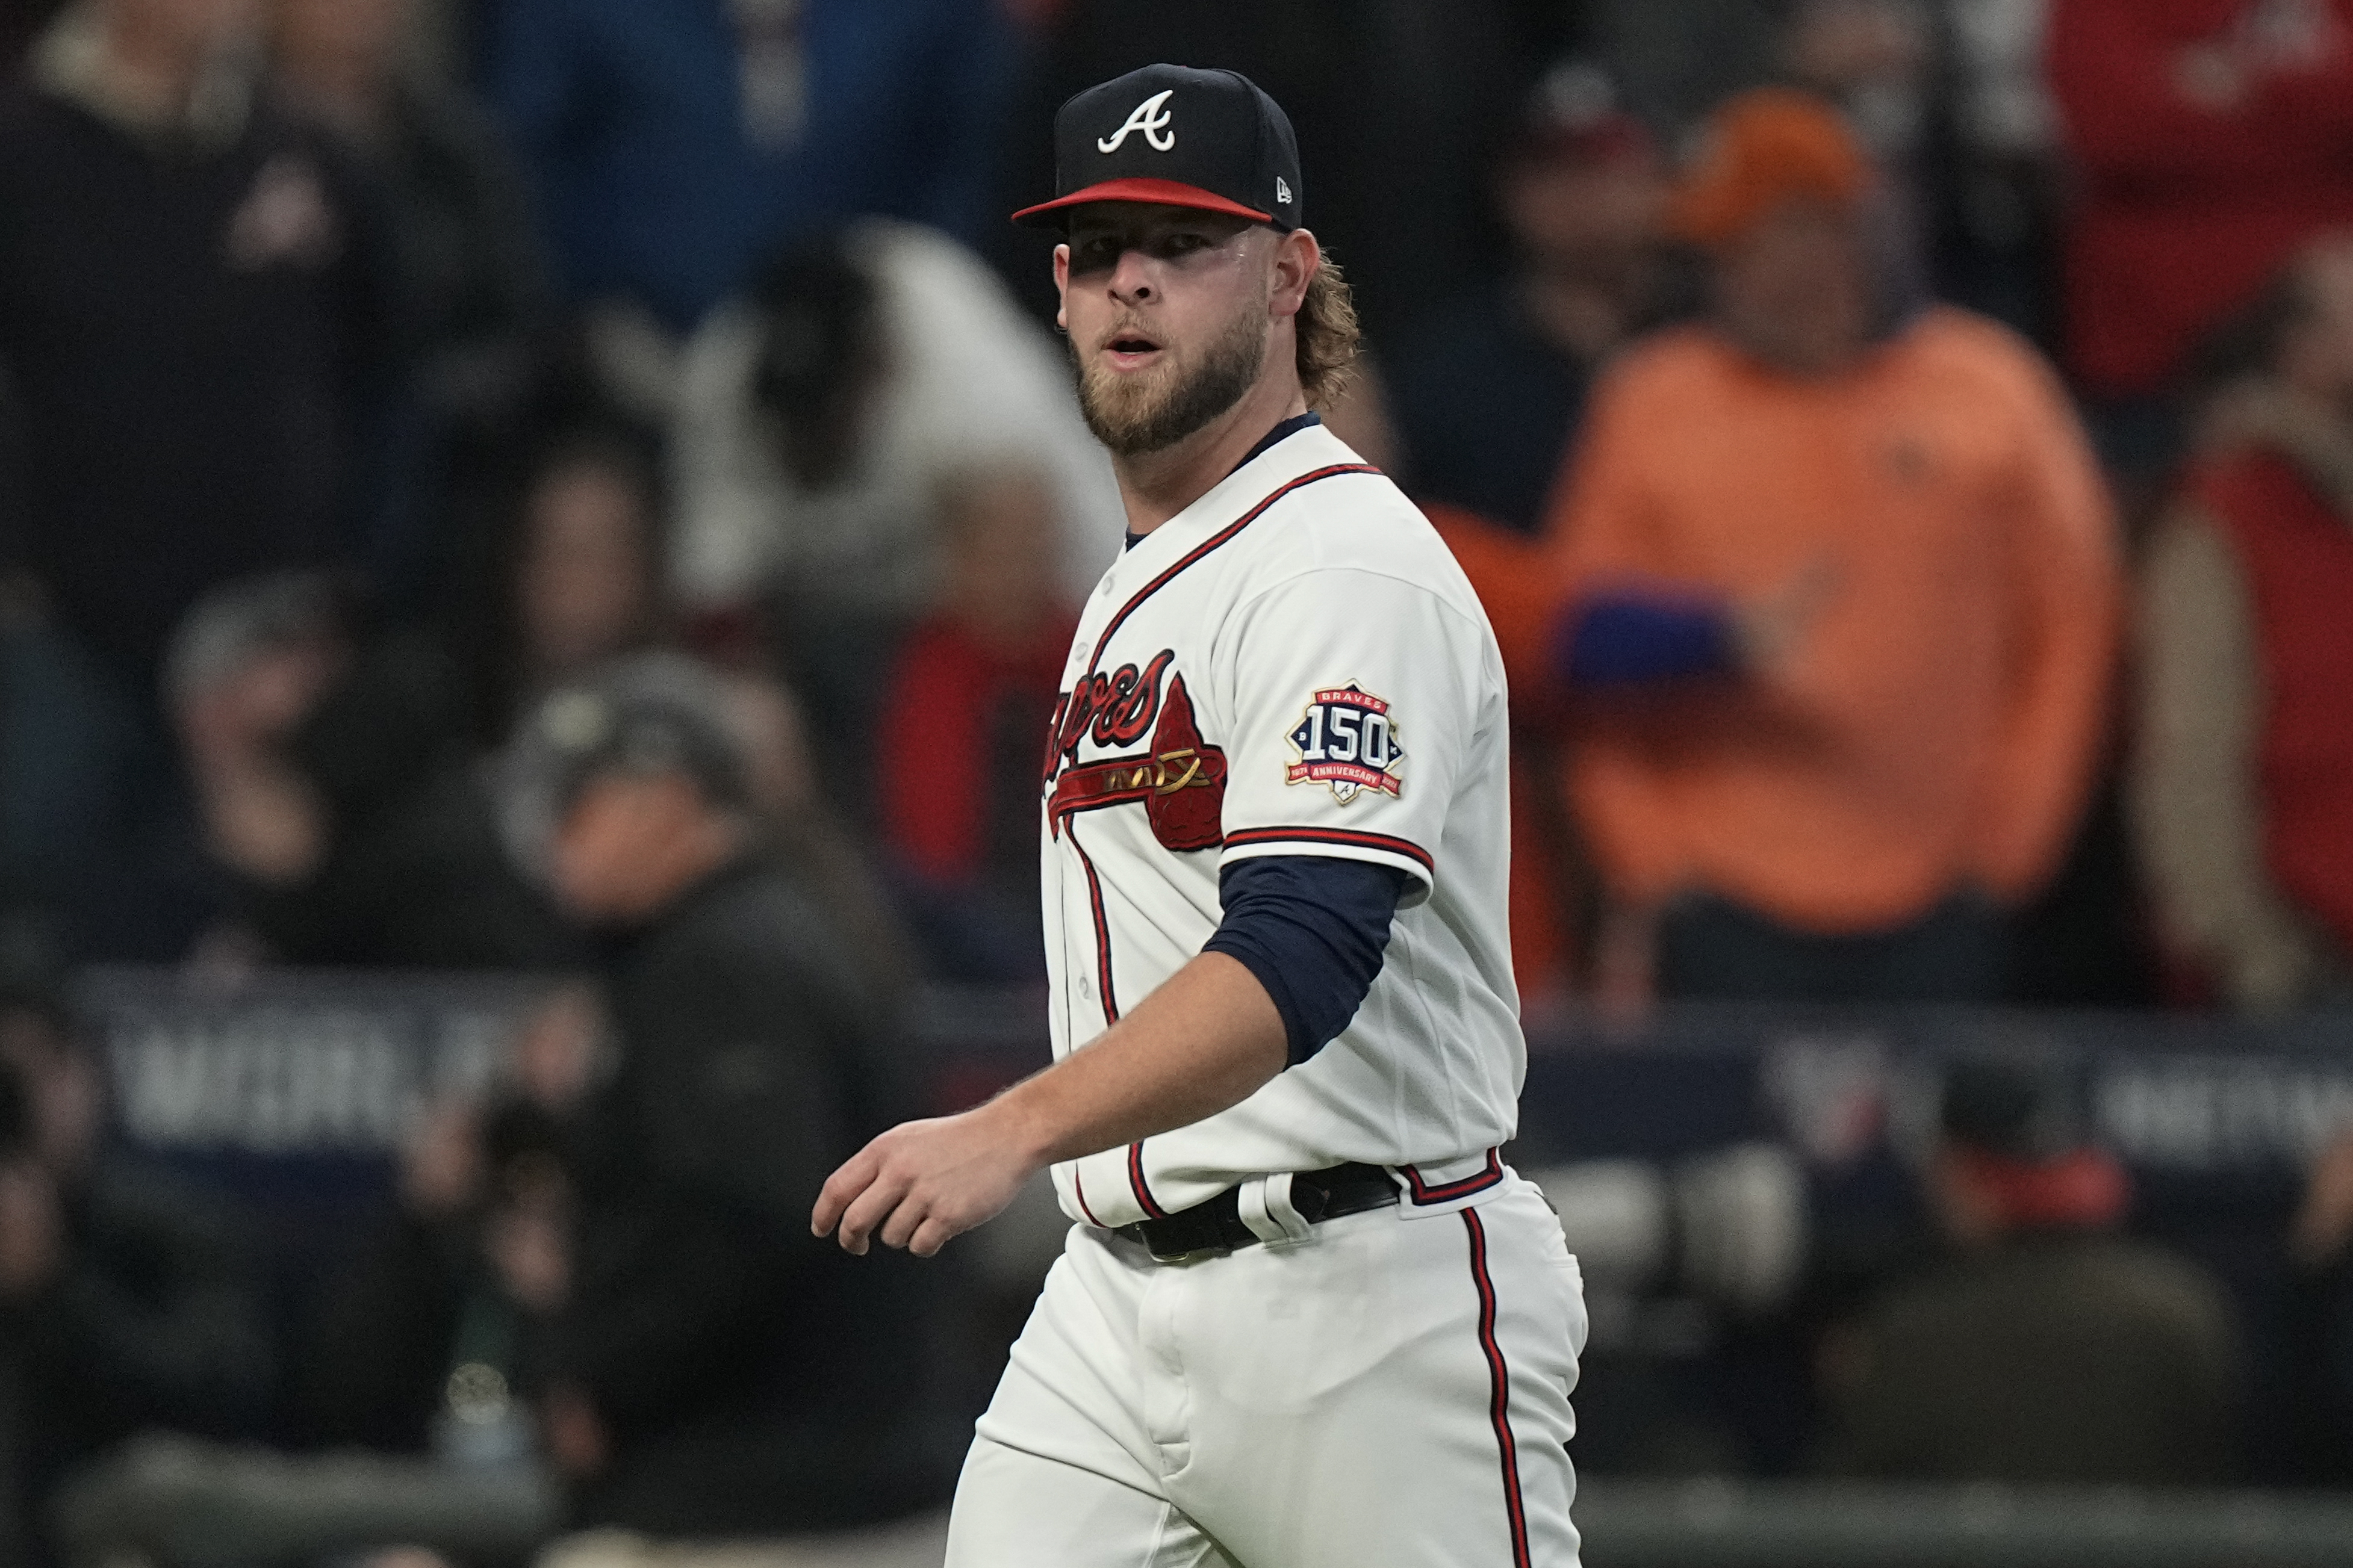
[1113,371,1310,538]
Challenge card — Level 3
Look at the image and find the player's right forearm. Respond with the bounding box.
[986,951,1290,1168]
[810,952,1292,1257]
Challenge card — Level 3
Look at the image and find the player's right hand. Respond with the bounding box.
[813,1106,1039,1259]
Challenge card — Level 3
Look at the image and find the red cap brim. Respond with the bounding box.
[1011,176,1275,229]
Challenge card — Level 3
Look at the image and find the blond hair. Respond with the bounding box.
[1295,252,1361,408]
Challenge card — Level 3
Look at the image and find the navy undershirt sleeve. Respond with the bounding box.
[1201,855,1408,1066]
[1556,592,1741,686]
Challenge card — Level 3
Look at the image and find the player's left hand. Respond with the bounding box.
[812,1106,1038,1258]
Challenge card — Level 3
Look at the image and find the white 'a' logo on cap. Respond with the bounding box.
[1098,89,1176,153]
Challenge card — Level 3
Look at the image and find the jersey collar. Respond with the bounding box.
[1123,412,1327,553]
[1099,418,1364,595]
[1228,410,1323,477]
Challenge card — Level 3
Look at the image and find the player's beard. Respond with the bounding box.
[1074,297,1267,457]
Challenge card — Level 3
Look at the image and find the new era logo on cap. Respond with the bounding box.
[1013,64,1304,231]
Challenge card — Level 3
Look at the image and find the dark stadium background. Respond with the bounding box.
[5,2,2353,1565]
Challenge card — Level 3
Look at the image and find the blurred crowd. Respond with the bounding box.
[9,0,2353,1560]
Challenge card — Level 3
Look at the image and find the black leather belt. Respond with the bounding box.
[1116,1162,1399,1262]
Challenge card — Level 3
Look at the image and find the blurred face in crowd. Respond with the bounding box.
[940,467,1061,649]
[1784,0,1927,99]
[1500,147,1666,289]
[519,455,657,682]
[169,608,342,887]
[549,770,739,925]
[273,0,411,90]
[1057,202,1311,456]
[2279,238,2353,415]
[175,627,345,763]
[104,0,258,63]
[721,674,821,823]
[1712,198,1873,377]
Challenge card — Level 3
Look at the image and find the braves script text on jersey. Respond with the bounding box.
[942,421,1585,1568]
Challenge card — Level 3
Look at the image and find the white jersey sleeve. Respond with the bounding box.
[1209,565,1493,906]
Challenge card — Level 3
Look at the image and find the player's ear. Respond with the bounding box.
[1268,228,1318,320]
[1053,243,1073,332]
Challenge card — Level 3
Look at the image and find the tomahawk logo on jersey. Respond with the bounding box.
[1037,419,1525,1230]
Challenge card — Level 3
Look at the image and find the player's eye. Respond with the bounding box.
[1069,237,1123,273]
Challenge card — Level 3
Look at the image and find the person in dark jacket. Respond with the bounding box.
[305,1094,576,1462]
[0,969,275,1563]
[1385,61,1669,537]
[2284,1127,2353,1485]
[263,628,586,971]
[49,1018,598,1568]
[0,0,403,688]
[162,572,585,971]
[0,0,404,958]
[1819,1058,2242,1485]
[512,653,946,1537]
[270,0,555,610]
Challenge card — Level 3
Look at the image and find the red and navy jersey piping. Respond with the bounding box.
[1080,463,1379,678]
[1127,1141,1167,1219]
[1403,1148,1504,1204]
[1069,821,1119,1028]
[1463,1208,1534,1568]
[1223,825,1435,875]
[1116,416,1324,553]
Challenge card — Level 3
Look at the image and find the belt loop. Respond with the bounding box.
[1236,1176,1288,1245]
[1263,1172,1314,1242]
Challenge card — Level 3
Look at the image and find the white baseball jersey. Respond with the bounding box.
[1037,418,1525,1229]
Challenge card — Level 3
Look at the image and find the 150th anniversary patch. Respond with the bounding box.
[1285,684,1405,804]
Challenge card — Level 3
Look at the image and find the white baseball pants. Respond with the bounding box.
[945,1177,1585,1567]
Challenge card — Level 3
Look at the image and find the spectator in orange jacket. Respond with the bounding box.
[1450,90,2119,1005]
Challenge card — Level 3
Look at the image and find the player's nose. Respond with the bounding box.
[1107,247,1157,304]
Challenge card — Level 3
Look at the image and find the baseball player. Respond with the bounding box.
[813,64,1584,1567]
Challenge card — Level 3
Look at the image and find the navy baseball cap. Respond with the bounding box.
[497,653,758,882]
[1013,64,1303,232]
[532,663,753,817]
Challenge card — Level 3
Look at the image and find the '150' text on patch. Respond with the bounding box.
[1285,684,1405,805]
